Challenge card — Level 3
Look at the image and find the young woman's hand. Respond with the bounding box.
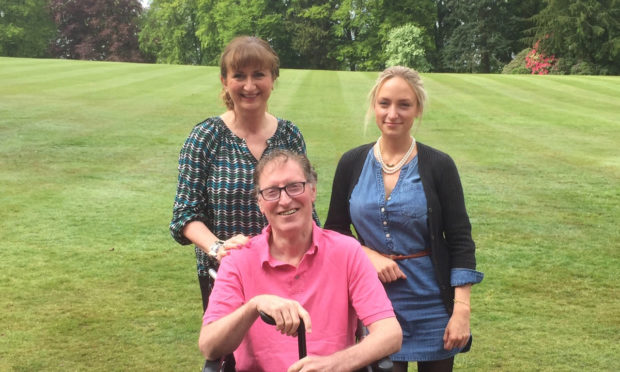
[443,300,471,350]
[362,246,407,283]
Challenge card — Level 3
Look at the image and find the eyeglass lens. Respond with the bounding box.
[261,182,305,200]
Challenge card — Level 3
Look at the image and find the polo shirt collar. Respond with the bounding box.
[258,222,321,267]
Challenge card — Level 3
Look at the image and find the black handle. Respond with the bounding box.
[258,310,306,359]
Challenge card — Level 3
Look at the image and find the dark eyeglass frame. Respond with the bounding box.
[258,181,308,201]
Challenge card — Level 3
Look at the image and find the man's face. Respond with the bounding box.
[257,159,316,236]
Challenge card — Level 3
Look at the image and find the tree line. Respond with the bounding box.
[1,0,618,74]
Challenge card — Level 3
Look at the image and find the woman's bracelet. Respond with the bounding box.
[453,299,471,309]
[208,240,225,257]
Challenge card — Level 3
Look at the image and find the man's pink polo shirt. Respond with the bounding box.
[203,222,395,372]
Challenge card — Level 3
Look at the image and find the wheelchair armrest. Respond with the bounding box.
[202,353,236,372]
[202,359,222,372]
[374,355,393,372]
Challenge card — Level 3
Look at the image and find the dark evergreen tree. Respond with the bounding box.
[507,0,544,53]
[440,0,516,73]
[283,0,338,69]
[532,0,619,74]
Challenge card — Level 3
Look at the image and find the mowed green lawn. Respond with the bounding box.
[1,57,618,371]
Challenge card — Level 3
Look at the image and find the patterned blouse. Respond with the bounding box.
[170,116,309,276]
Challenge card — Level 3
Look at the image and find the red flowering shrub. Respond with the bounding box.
[525,40,557,75]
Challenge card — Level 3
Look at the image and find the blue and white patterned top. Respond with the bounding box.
[170,116,310,276]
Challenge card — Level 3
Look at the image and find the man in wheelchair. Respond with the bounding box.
[199,149,402,372]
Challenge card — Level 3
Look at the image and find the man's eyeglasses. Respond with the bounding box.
[258,181,307,201]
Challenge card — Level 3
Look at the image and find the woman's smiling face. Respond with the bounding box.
[374,76,420,138]
[221,65,274,113]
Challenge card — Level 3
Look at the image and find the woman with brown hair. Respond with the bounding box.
[170,36,314,312]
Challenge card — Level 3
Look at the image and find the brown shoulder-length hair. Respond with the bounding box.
[220,36,280,110]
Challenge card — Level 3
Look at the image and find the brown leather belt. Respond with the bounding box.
[380,248,431,261]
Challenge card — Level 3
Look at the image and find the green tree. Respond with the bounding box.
[532,0,620,74]
[141,0,289,66]
[283,0,337,69]
[385,23,431,72]
[507,0,544,54]
[434,0,455,70]
[377,0,437,69]
[140,0,204,64]
[0,0,55,57]
[137,0,439,70]
[441,0,516,73]
[197,0,288,66]
[330,0,380,70]
[192,0,222,65]
[331,0,436,71]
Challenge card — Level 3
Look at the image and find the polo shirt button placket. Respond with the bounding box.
[291,272,304,294]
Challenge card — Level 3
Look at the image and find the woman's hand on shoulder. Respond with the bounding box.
[216,234,250,262]
[362,246,407,283]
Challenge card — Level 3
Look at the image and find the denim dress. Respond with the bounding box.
[350,149,481,362]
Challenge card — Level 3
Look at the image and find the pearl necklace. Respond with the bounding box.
[374,136,416,174]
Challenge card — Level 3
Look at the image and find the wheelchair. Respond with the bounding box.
[202,311,393,372]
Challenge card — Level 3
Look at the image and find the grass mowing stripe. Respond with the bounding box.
[334,70,377,141]
[547,74,620,96]
[427,73,617,128]
[270,68,310,119]
[479,74,619,107]
[275,69,362,217]
[423,74,618,161]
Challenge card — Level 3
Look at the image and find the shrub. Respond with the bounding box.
[502,49,531,74]
[570,61,596,75]
[549,57,571,75]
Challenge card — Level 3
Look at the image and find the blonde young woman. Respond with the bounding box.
[170,36,314,311]
[325,66,483,372]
